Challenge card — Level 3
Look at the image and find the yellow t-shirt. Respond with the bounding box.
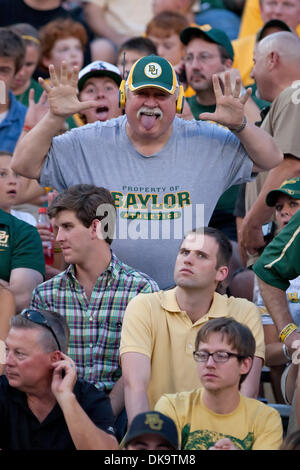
[238,0,300,38]
[155,388,283,450]
[120,288,265,408]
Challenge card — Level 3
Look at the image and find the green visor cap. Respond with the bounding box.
[127,55,178,94]
[180,24,234,61]
[266,177,300,206]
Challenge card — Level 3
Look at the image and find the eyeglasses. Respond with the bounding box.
[193,350,245,363]
[20,309,61,351]
[184,53,220,65]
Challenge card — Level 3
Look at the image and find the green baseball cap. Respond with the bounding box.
[266,177,300,206]
[126,55,178,94]
[180,24,234,61]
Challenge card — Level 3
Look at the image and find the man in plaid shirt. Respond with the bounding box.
[30,184,159,437]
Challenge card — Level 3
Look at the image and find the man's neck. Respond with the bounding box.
[202,387,241,414]
[74,247,112,300]
[26,387,57,422]
[175,286,216,323]
[125,122,173,156]
[196,91,216,107]
[24,0,61,10]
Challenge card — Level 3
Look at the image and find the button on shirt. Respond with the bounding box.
[30,252,159,391]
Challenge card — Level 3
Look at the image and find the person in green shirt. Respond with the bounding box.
[10,23,43,107]
[0,208,45,313]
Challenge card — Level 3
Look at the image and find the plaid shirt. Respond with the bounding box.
[30,252,159,392]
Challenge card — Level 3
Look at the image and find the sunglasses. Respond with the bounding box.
[20,309,61,351]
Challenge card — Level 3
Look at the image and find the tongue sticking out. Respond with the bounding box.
[140,114,157,131]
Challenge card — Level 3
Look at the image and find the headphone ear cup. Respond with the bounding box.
[119,80,126,109]
[176,85,185,114]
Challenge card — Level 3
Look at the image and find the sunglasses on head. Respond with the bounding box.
[20,309,61,352]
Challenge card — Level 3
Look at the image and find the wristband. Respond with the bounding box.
[23,125,32,132]
[229,115,247,133]
[279,323,298,343]
[282,343,292,361]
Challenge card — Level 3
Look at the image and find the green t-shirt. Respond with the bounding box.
[0,209,45,282]
[15,78,44,107]
[186,95,240,214]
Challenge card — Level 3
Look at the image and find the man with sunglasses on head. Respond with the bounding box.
[155,317,283,450]
[0,308,118,450]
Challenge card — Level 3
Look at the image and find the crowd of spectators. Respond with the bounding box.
[0,0,299,451]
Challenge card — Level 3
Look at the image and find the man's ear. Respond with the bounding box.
[49,350,61,364]
[224,59,233,70]
[91,218,104,240]
[240,356,253,376]
[267,51,280,70]
[216,265,228,283]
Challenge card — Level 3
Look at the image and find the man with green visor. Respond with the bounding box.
[12,55,282,289]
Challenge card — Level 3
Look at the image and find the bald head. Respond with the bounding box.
[252,32,300,101]
[258,31,300,64]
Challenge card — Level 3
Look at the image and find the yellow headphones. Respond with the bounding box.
[119,81,185,114]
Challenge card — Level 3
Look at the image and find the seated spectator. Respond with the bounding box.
[38,17,87,130]
[0,287,15,374]
[30,184,159,440]
[76,60,123,125]
[10,23,43,107]
[0,207,44,312]
[123,411,179,450]
[120,227,265,425]
[0,28,27,153]
[280,430,300,450]
[83,0,153,63]
[145,11,189,66]
[253,178,300,403]
[155,317,283,450]
[1,308,118,450]
[0,151,37,226]
[117,37,157,80]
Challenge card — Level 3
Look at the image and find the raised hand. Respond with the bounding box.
[24,89,49,129]
[51,352,77,404]
[199,71,252,131]
[38,61,99,119]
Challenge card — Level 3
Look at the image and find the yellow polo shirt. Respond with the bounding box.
[120,288,265,409]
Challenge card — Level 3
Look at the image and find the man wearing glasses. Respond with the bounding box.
[1,308,118,450]
[155,317,283,450]
[120,227,265,425]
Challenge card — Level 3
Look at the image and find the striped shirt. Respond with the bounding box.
[30,252,159,392]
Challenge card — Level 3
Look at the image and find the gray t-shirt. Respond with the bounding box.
[40,115,253,288]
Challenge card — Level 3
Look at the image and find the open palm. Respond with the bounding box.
[38,61,98,118]
[199,72,251,130]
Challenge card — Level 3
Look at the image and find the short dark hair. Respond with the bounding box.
[0,27,25,73]
[146,11,189,38]
[10,309,69,354]
[195,317,255,385]
[183,227,233,268]
[48,184,116,245]
[118,36,157,56]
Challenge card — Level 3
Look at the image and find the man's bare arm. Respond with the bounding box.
[0,268,43,314]
[12,63,98,180]
[122,352,151,425]
[200,73,283,171]
[240,155,300,254]
[240,356,263,398]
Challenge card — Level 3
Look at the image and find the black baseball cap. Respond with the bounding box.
[256,19,294,42]
[123,411,178,449]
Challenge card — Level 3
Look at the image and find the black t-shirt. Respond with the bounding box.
[0,0,71,29]
[0,375,115,450]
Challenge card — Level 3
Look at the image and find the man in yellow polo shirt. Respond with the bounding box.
[120,227,264,424]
